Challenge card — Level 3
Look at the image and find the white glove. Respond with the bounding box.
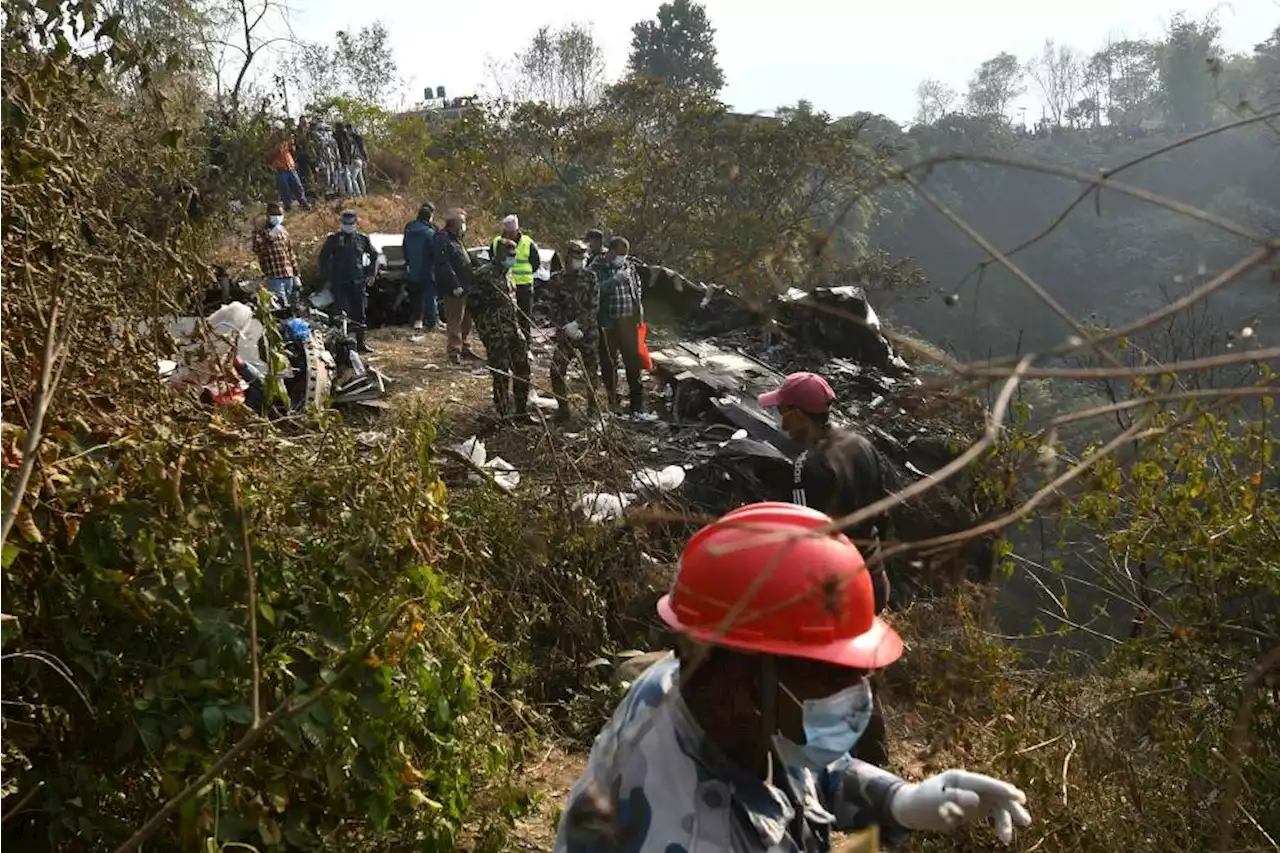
[563,321,583,341]
[452,287,464,297]
[889,770,1030,844]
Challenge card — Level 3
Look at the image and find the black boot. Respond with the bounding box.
[356,330,374,355]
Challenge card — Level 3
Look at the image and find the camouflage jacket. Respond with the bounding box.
[554,655,906,853]
[468,263,519,333]
[546,267,600,340]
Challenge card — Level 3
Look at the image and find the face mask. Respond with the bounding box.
[611,256,626,270]
[501,257,517,269]
[778,678,873,769]
[340,223,355,234]
[268,215,283,227]
[569,259,584,271]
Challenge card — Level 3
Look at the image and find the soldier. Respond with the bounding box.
[546,240,601,422]
[468,238,531,422]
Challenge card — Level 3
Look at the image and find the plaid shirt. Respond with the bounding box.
[251,225,299,280]
[591,258,641,321]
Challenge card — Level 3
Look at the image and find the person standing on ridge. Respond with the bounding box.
[591,236,647,419]
[403,203,440,331]
[348,123,369,197]
[491,214,540,347]
[434,209,477,365]
[333,121,354,196]
[318,209,377,354]
[251,201,300,307]
[546,240,601,422]
[554,502,1032,853]
[268,120,311,212]
[469,238,532,422]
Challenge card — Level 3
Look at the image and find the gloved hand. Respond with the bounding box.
[889,770,1030,844]
[452,287,464,298]
[563,321,583,341]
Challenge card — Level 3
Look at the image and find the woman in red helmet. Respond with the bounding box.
[554,503,1029,853]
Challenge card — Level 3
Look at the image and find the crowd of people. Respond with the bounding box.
[249,198,1037,851]
[267,115,370,211]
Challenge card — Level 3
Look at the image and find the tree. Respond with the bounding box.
[1157,12,1221,128]
[334,22,398,105]
[1091,37,1160,127]
[915,78,958,125]
[485,22,606,108]
[289,22,399,111]
[965,52,1025,121]
[627,0,724,94]
[1027,39,1083,126]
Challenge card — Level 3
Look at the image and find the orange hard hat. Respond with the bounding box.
[657,502,902,669]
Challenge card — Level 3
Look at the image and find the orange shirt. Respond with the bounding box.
[269,136,295,171]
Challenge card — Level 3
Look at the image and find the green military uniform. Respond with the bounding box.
[546,262,602,420]
[468,261,530,419]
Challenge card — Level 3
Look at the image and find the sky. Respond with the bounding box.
[280,0,1278,124]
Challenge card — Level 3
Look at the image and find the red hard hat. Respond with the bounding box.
[657,502,902,669]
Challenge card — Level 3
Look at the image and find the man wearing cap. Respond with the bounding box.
[554,502,1032,853]
[268,120,311,212]
[545,241,601,422]
[403,203,440,331]
[584,228,606,267]
[491,215,541,347]
[591,236,647,418]
[250,201,300,307]
[469,238,531,421]
[318,209,378,353]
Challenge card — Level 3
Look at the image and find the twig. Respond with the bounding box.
[1060,737,1076,807]
[1,298,64,547]
[1049,383,1280,428]
[230,473,261,727]
[959,347,1280,381]
[1,783,44,825]
[110,602,409,853]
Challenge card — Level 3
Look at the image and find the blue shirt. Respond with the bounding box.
[554,656,906,853]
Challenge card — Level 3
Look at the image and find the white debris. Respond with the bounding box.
[630,465,686,493]
[478,457,520,492]
[578,492,635,522]
[455,436,487,467]
[356,431,387,447]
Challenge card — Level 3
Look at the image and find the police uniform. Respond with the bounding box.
[468,261,531,419]
[546,257,602,419]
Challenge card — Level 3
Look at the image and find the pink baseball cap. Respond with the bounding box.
[757,372,836,414]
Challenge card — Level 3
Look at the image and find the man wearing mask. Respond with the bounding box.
[546,241,601,422]
[469,238,531,422]
[251,201,300,307]
[554,502,1032,853]
[268,120,311,212]
[590,236,647,419]
[403,203,440,331]
[583,228,606,267]
[318,209,377,354]
[434,209,477,365]
[490,214,540,347]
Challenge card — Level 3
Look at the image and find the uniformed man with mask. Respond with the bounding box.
[318,209,377,353]
[546,240,602,422]
[469,238,531,422]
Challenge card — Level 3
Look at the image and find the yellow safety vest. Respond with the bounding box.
[492,233,535,286]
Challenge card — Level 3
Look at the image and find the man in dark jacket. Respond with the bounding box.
[434,208,477,364]
[348,125,369,196]
[318,209,377,353]
[757,370,902,769]
[403,203,439,331]
[333,122,354,195]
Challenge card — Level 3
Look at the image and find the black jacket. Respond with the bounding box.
[318,230,376,286]
[434,229,473,295]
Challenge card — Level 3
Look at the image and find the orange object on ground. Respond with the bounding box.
[637,320,653,371]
